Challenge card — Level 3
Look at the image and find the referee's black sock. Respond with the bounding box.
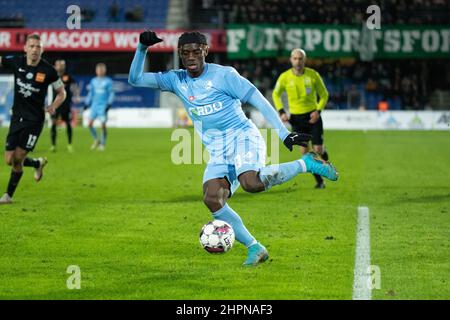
[6,170,23,197]
[23,158,40,169]
[313,150,328,186]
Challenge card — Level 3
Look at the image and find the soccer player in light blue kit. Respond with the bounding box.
[85,63,114,151]
[129,31,338,266]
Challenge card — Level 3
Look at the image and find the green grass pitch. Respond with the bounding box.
[0,127,449,299]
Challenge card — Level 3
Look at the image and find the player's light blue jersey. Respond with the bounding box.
[156,64,259,146]
[129,43,289,156]
[85,76,114,112]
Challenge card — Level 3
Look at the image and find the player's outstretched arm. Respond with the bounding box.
[224,68,311,151]
[128,30,163,88]
[247,89,289,140]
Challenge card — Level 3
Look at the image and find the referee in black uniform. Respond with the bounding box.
[0,34,66,204]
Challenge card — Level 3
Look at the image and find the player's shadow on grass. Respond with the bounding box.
[160,188,295,203]
[139,186,305,204]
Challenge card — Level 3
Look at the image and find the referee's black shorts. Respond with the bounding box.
[289,110,324,145]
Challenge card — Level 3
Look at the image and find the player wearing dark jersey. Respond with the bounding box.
[0,34,66,204]
[50,59,80,153]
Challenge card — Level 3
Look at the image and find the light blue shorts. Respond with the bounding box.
[90,108,107,123]
[202,127,266,196]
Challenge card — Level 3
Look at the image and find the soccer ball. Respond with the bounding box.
[199,220,235,253]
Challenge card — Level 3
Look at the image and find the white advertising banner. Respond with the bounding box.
[251,110,450,131]
[321,111,450,130]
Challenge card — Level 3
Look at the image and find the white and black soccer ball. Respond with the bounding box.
[199,220,235,253]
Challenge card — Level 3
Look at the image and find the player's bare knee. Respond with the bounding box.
[239,173,264,193]
[240,181,259,193]
[203,190,226,212]
[240,178,262,193]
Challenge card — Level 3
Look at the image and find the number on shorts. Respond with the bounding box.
[26,134,37,149]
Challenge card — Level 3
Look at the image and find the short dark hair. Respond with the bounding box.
[96,63,106,69]
[26,34,41,42]
[178,32,208,48]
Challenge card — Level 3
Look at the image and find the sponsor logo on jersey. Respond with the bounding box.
[16,78,40,98]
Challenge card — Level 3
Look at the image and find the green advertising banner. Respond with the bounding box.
[226,24,450,59]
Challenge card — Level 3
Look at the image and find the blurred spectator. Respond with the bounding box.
[81,8,95,22]
[108,2,120,22]
[226,57,439,110]
[125,6,144,22]
[348,84,363,109]
[197,0,449,25]
[0,13,25,28]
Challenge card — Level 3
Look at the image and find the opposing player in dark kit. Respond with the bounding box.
[0,34,66,204]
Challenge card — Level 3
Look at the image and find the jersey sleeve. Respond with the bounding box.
[154,70,178,92]
[48,66,59,84]
[107,78,115,105]
[272,73,286,111]
[48,66,63,89]
[222,67,256,103]
[129,43,171,91]
[247,89,290,141]
[313,71,329,111]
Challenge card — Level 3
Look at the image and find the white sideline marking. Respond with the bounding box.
[352,206,371,300]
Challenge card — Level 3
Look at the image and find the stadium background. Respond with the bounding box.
[0,0,449,301]
[1,0,449,129]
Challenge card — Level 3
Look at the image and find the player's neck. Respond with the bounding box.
[292,67,304,76]
[188,64,207,78]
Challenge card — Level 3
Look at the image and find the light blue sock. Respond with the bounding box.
[101,128,107,145]
[259,159,307,190]
[213,204,257,247]
[89,126,97,140]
